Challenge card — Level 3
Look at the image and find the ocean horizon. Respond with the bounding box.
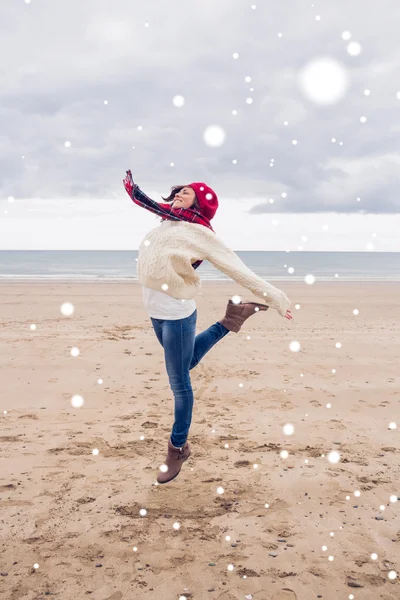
[1,250,400,282]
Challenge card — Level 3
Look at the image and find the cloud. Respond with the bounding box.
[0,0,399,220]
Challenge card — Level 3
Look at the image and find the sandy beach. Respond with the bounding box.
[0,280,399,600]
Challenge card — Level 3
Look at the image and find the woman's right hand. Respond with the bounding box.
[284,309,293,320]
[123,170,134,196]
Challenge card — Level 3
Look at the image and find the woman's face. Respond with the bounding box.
[172,187,197,210]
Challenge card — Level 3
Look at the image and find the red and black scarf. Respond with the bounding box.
[123,170,215,270]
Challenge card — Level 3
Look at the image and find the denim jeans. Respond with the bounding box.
[150,309,230,447]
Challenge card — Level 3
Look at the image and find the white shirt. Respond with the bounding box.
[142,286,196,320]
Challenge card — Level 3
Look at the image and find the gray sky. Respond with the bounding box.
[1,0,400,250]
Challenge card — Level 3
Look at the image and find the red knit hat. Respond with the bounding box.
[188,182,219,220]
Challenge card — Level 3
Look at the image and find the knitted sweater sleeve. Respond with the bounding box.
[190,227,291,317]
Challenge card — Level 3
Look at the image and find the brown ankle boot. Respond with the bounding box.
[157,438,191,484]
[218,299,269,333]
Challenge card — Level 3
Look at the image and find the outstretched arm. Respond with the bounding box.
[123,170,181,221]
[186,227,292,317]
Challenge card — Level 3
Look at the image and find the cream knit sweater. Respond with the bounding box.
[137,219,291,317]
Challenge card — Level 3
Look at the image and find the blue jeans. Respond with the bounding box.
[150,309,230,447]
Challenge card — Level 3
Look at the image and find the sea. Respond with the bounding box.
[1,250,400,282]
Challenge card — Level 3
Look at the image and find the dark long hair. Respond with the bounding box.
[156,185,200,222]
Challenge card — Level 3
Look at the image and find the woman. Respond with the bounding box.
[123,170,293,484]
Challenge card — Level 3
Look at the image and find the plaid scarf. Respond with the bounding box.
[123,170,215,270]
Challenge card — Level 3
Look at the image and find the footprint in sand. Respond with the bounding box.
[271,589,297,600]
